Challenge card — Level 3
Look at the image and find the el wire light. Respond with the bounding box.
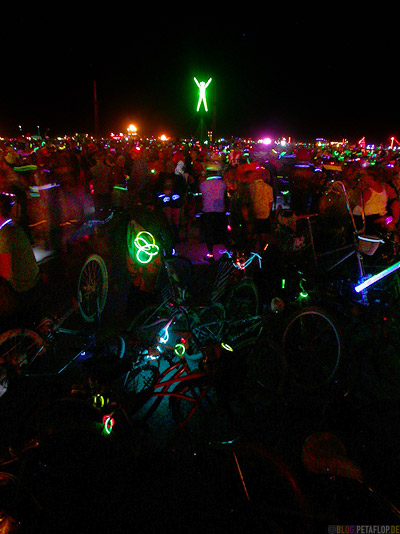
[355,260,400,293]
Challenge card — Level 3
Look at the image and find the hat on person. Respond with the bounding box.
[175,160,185,175]
[4,149,18,165]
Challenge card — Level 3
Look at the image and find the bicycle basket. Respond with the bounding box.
[357,235,383,256]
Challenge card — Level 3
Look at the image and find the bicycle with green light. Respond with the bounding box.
[127,234,265,357]
[126,223,229,350]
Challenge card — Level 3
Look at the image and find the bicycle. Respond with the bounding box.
[0,361,309,534]
[127,245,263,356]
[0,253,112,398]
[271,180,400,392]
[122,303,285,443]
[0,388,140,533]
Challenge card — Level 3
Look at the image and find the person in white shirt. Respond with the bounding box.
[199,168,227,261]
[352,169,389,234]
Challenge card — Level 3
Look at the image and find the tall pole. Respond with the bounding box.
[93,80,99,138]
[212,79,217,141]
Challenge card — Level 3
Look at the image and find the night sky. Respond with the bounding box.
[1,8,397,144]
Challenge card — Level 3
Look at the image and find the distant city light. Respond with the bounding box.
[261,137,272,145]
[127,124,137,134]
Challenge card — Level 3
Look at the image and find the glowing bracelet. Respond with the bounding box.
[174,343,186,357]
[102,415,115,435]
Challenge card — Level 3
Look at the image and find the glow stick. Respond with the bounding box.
[355,260,400,293]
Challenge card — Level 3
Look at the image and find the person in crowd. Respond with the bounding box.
[352,167,391,234]
[155,161,187,244]
[0,192,41,320]
[199,166,227,261]
[248,168,274,251]
[384,168,400,231]
[90,152,113,217]
[128,146,152,206]
[110,154,129,210]
[125,201,175,319]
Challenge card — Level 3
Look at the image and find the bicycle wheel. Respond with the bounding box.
[282,306,342,390]
[0,329,46,397]
[77,254,108,323]
[157,255,193,302]
[127,304,173,346]
[189,302,226,349]
[223,279,259,342]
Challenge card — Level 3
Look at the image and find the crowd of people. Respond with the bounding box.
[2,134,400,319]
[0,136,277,255]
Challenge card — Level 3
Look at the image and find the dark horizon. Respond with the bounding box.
[1,10,398,145]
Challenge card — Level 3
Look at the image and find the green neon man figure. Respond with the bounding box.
[194,77,212,112]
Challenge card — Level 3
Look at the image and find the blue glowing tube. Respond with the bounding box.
[355,260,400,293]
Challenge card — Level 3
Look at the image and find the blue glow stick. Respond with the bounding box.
[355,260,400,293]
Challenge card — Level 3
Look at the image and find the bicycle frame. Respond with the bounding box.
[151,359,210,429]
[297,180,374,303]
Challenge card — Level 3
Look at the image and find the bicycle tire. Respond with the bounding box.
[223,279,259,341]
[127,304,174,346]
[188,302,226,350]
[212,336,287,433]
[282,306,342,390]
[92,334,125,360]
[77,254,109,323]
[157,255,193,302]
[0,328,46,397]
[167,255,193,286]
[118,364,160,413]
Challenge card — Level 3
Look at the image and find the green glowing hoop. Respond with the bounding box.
[127,221,160,265]
[134,231,160,264]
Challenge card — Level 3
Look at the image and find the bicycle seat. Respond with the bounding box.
[302,432,363,481]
